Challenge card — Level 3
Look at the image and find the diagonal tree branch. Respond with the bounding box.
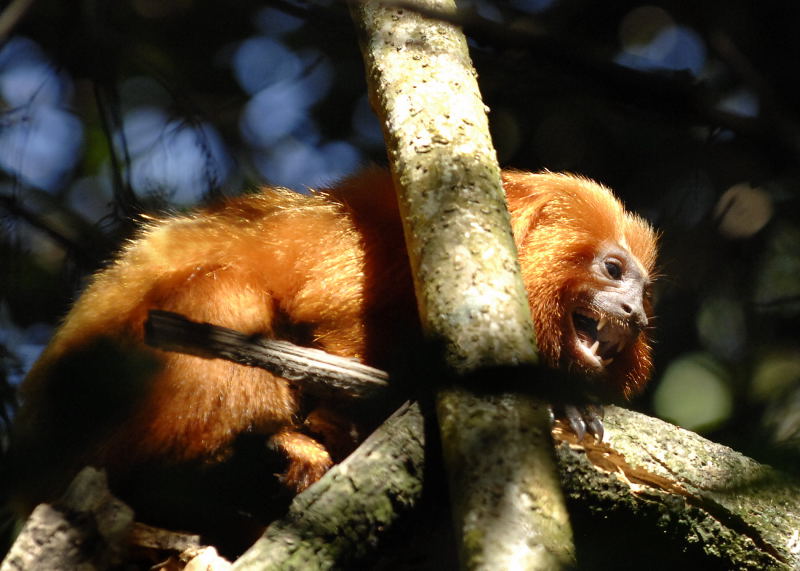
[350,0,574,568]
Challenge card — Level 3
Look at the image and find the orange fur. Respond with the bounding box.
[9,168,657,541]
[504,171,657,397]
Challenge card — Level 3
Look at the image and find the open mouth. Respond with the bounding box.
[571,308,637,371]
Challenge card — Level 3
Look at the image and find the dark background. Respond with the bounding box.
[2,0,800,478]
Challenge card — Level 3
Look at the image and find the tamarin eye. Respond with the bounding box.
[604,259,623,280]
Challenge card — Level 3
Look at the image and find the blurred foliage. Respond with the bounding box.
[1,0,800,473]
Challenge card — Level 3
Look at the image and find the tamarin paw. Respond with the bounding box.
[270,431,334,493]
[560,403,605,442]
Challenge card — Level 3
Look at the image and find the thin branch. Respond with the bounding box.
[93,82,140,219]
[0,194,101,269]
[145,310,391,401]
[0,0,36,46]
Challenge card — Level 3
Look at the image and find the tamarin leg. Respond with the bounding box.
[270,431,333,493]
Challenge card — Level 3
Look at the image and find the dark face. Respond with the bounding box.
[566,243,651,376]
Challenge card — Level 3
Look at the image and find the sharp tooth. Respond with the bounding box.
[602,357,614,367]
[590,340,600,355]
[617,339,627,353]
[597,317,607,331]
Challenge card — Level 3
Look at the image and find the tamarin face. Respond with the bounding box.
[503,170,658,398]
[566,241,651,381]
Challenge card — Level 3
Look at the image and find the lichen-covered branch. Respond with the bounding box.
[555,406,800,570]
[0,468,133,571]
[233,401,425,570]
[352,0,534,373]
[350,1,574,568]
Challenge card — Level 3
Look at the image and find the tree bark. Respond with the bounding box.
[350,1,575,568]
[0,468,133,571]
[233,401,425,570]
[554,406,800,570]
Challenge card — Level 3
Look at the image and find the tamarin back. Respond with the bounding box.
[9,168,657,544]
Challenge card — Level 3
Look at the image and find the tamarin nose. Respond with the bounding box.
[626,300,648,330]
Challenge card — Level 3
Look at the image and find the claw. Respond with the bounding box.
[563,404,587,441]
[585,414,604,441]
[586,403,605,441]
[556,403,605,442]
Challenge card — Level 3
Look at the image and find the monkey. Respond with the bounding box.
[6,168,657,550]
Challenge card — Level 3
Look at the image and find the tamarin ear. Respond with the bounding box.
[502,170,551,245]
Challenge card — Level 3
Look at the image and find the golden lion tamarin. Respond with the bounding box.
[7,168,657,546]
